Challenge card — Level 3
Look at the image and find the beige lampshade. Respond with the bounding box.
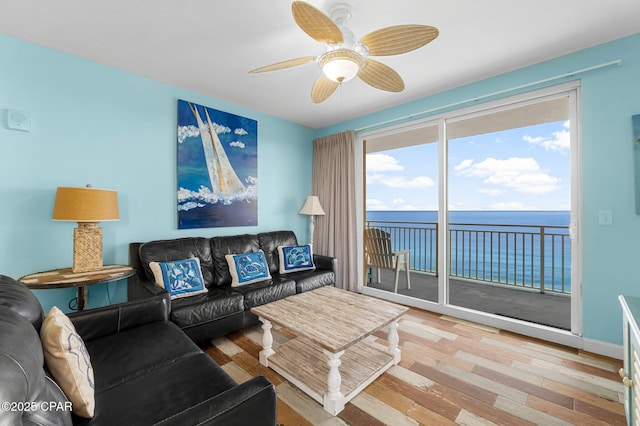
[299,196,325,216]
[52,187,119,222]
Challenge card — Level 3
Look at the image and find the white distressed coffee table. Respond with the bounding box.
[251,286,408,415]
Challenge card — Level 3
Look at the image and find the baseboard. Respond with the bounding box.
[360,285,623,359]
[582,338,623,360]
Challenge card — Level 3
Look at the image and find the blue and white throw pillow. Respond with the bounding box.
[278,244,315,274]
[225,250,272,287]
[149,257,208,299]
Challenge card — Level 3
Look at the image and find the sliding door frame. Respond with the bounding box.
[358,81,584,349]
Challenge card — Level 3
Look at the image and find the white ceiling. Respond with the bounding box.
[2,1,639,129]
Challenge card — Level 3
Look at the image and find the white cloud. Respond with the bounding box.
[212,123,231,134]
[366,153,404,172]
[478,188,504,196]
[523,121,570,152]
[177,125,200,144]
[454,157,560,194]
[177,177,258,211]
[367,154,434,189]
[366,198,388,210]
[369,175,435,188]
[230,141,245,148]
[366,173,385,184]
[178,122,242,143]
[454,159,474,171]
[392,198,419,210]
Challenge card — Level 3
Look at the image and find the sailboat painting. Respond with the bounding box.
[177,100,258,229]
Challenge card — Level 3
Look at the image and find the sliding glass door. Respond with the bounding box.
[361,85,580,335]
[446,95,573,330]
[364,122,440,302]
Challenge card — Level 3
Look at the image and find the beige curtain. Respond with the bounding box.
[312,130,357,292]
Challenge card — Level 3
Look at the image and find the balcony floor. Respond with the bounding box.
[366,269,570,330]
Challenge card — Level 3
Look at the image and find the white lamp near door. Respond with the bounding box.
[299,195,325,245]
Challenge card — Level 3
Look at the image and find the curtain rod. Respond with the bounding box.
[355,59,622,133]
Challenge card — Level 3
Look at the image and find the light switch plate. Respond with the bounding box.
[7,109,31,132]
[598,210,613,226]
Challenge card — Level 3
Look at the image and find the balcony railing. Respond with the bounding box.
[365,220,571,294]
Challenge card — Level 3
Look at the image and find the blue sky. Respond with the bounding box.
[366,120,570,211]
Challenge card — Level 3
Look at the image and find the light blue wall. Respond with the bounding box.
[318,33,640,346]
[0,35,314,313]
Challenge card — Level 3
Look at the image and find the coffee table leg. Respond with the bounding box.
[387,321,401,364]
[258,317,275,366]
[323,349,345,415]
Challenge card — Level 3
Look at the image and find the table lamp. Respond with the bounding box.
[52,186,119,273]
[299,195,325,245]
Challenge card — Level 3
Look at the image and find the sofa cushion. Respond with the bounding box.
[40,307,95,418]
[258,231,298,275]
[278,244,315,274]
[149,258,208,299]
[225,250,272,286]
[285,269,335,293]
[139,237,215,287]
[83,321,202,392]
[210,234,261,286]
[73,354,237,426]
[230,277,296,310]
[170,288,244,328]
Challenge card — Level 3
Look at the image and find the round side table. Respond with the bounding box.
[19,265,135,311]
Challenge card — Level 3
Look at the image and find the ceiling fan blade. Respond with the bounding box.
[311,75,340,103]
[249,56,315,73]
[358,59,405,92]
[361,25,439,56]
[292,1,343,44]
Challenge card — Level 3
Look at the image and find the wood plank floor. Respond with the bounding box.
[203,307,626,426]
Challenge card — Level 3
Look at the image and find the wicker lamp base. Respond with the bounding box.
[72,223,103,273]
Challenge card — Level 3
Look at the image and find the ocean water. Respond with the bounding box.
[367,210,570,226]
[366,210,571,292]
[178,200,257,229]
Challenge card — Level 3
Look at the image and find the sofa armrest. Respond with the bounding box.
[156,376,276,426]
[314,254,337,274]
[128,274,168,300]
[69,291,170,342]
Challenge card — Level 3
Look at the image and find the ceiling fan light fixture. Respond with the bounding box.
[251,1,439,103]
[318,49,363,83]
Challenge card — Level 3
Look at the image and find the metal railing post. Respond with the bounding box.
[539,226,545,294]
[434,222,439,275]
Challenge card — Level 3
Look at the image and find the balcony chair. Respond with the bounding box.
[364,227,411,293]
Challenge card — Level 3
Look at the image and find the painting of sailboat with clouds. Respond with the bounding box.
[177,100,257,229]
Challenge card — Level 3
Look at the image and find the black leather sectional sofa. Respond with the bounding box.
[0,230,335,424]
[0,274,277,425]
[129,230,337,343]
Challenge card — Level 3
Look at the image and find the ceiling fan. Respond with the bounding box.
[249,1,439,103]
